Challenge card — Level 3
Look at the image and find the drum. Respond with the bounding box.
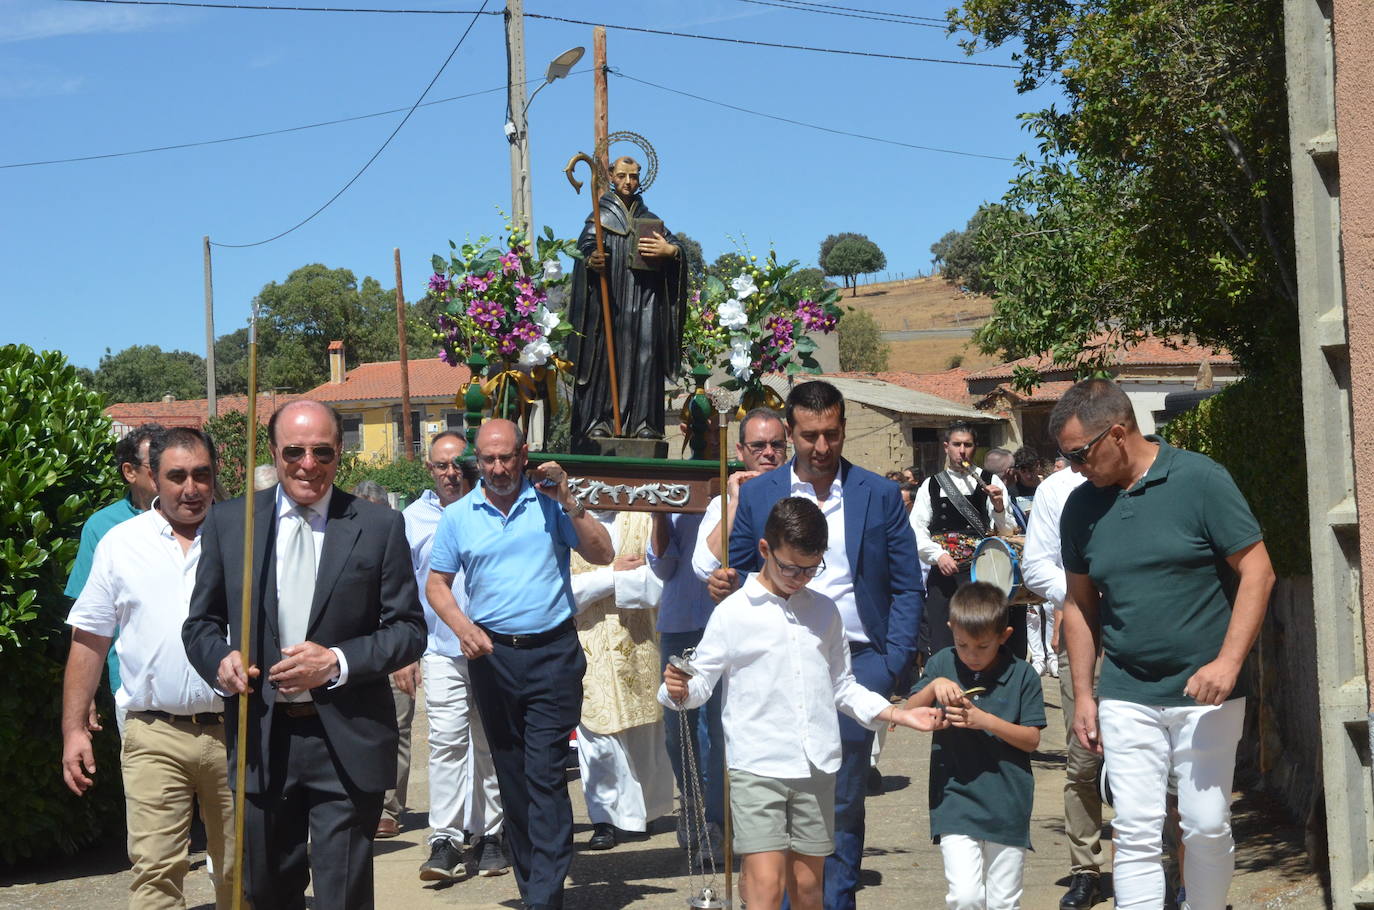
[971,536,1038,605]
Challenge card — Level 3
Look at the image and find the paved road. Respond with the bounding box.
[1,677,1326,909]
[880,328,976,342]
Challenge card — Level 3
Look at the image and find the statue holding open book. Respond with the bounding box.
[567,155,689,449]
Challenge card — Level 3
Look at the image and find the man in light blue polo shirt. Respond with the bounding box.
[425,419,613,910]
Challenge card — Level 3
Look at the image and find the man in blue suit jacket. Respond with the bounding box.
[712,380,925,910]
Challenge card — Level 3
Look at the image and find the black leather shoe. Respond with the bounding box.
[587,822,617,850]
[1060,872,1101,909]
[866,766,883,796]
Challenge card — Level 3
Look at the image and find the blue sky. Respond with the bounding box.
[2,0,1058,372]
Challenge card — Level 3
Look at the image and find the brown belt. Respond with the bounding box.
[134,710,224,726]
[279,702,319,718]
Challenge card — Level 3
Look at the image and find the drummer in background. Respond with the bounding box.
[909,422,1020,660]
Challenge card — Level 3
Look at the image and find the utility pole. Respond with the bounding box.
[203,235,218,418]
[505,0,532,235]
[593,26,609,197]
[394,248,414,460]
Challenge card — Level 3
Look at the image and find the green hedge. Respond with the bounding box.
[0,345,125,865]
[1160,368,1309,578]
[336,454,435,504]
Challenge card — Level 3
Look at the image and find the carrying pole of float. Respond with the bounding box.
[231,305,260,910]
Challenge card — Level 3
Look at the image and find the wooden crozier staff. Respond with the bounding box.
[564,152,624,437]
[231,306,261,910]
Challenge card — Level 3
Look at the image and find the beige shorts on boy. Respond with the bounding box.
[729,767,836,856]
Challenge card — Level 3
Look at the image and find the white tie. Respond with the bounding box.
[278,505,316,650]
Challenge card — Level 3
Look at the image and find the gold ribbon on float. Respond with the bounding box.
[481,366,539,419]
[530,356,574,416]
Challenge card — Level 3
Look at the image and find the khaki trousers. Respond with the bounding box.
[382,681,415,823]
[1058,648,1106,875]
[121,714,235,909]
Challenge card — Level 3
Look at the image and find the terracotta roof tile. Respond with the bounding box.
[966,335,1234,381]
[973,380,1077,407]
[105,357,473,426]
[826,370,976,406]
[305,358,473,403]
[106,393,306,428]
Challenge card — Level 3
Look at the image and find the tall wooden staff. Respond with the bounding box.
[231,305,260,910]
[564,153,623,436]
[712,390,736,907]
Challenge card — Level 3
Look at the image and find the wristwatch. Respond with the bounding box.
[566,500,586,520]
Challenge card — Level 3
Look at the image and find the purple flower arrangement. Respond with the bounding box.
[426,226,580,371]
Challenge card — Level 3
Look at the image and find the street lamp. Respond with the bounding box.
[507,44,586,236]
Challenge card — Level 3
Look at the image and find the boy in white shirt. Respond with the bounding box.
[660,497,944,910]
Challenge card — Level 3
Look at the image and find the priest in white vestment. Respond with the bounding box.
[573,510,675,850]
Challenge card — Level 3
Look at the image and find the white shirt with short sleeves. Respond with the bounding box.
[67,507,222,716]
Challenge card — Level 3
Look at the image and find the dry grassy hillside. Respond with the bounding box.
[840,276,1003,373]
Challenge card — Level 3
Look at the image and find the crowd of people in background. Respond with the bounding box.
[58,377,1271,910]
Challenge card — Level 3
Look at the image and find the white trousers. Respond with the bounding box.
[1025,604,1055,673]
[1098,697,1245,910]
[577,722,674,831]
[939,834,1025,910]
[423,653,503,843]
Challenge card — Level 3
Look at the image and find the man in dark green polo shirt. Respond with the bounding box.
[65,422,162,736]
[1052,379,1274,910]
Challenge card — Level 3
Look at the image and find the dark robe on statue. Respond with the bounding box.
[568,189,687,448]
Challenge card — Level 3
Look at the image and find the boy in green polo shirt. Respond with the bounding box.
[906,581,1046,910]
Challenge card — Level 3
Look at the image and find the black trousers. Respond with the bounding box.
[243,713,385,910]
[920,566,1028,660]
[469,628,586,910]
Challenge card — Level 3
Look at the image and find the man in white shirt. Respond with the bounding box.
[406,432,507,882]
[61,427,235,909]
[1020,465,1103,910]
[909,422,1018,659]
[690,408,788,581]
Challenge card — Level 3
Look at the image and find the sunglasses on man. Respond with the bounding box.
[1058,425,1114,465]
[280,445,338,465]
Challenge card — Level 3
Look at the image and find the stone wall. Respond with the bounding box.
[1243,577,1324,828]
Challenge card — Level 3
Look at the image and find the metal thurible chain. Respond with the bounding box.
[672,649,724,908]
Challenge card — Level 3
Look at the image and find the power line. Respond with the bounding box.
[522,11,1011,68]
[755,0,948,24]
[612,69,1015,162]
[733,0,945,28]
[210,0,491,248]
[58,0,1015,69]
[1,73,592,169]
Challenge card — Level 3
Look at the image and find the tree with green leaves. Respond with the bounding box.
[954,0,1295,387]
[92,344,206,404]
[930,205,1007,295]
[818,232,868,268]
[706,251,748,285]
[823,237,887,296]
[212,264,439,396]
[837,309,890,372]
[781,267,829,300]
[674,232,707,287]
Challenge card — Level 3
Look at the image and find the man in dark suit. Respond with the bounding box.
[710,380,924,910]
[183,399,426,910]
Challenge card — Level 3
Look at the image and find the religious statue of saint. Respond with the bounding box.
[568,155,688,448]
